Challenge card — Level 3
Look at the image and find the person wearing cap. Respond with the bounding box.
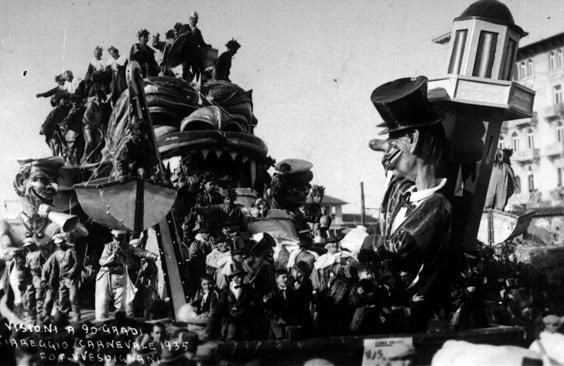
[216,38,241,82]
[263,269,298,339]
[115,120,158,180]
[23,237,47,323]
[50,233,81,322]
[130,29,159,78]
[195,173,223,207]
[187,231,215,294]
[95,230,158,320]
[0,248,32,326]
[369,76,452,332]
[219,189,248,234]
[541,314,562,334]
[128,240,159,318]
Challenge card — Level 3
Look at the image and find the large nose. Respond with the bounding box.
[369,139,389,152]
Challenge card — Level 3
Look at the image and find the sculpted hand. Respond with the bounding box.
[37,204,52,218]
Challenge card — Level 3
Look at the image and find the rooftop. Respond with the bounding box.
[323,194,348,205]
[517,31,564,60]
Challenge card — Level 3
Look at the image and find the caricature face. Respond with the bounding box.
[15,166,59,208]
[385,132,418,179]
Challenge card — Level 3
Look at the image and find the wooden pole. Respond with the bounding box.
[360,181,366,226]
[126,62,187,318]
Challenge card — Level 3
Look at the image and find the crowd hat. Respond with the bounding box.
[294,261,313,278]
[298,229,313,248]
[250,232,276,255]
[542,314,562,326]
[371,76,444,135]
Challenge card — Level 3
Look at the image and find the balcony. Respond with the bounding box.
[544,103,564,120]
[513,148,540,163]
[544,143,564,158]
[510,112,538,128]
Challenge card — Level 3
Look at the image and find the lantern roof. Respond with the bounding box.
[455,0,525,36]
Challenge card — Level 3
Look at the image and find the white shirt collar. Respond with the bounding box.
[408,178,447,203]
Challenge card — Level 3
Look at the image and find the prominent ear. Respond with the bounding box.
[408,129,420,154]
[13,173,27,197]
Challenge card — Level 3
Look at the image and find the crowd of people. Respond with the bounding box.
[36,11,241,166]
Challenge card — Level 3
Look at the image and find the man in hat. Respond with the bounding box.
[287,230,319,273]
[206,269,262,341]
[216,38,241,82]
[115,121,158,180]
[130,29,159,78]
[369,76,452,331]
[23,237,47,323]
[263,269,296,339]
[51,233,80,322]
[95,230,158,320]
[107,46,128,103]
[245,233,276,298]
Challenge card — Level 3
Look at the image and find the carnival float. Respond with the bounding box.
[4,0,560,365]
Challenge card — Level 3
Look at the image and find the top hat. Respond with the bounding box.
[371,76,444,135]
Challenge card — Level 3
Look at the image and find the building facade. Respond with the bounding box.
[502,32,564,207]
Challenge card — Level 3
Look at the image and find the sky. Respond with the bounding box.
[1,0,563,216]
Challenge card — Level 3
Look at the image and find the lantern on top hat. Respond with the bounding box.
[446,0,526,80]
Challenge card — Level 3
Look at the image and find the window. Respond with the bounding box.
[558,49,563,68]
[549,51,556,70]
[526,128,535,149]
[527,59,533,76]
[511,132,519,151]
[557,122,564,143]
[518,61,526,78]
[554,85,563,105]
[528,174,535,192]
[498,135,505,149]
[558,168,563,187]
[515,176,521,194]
